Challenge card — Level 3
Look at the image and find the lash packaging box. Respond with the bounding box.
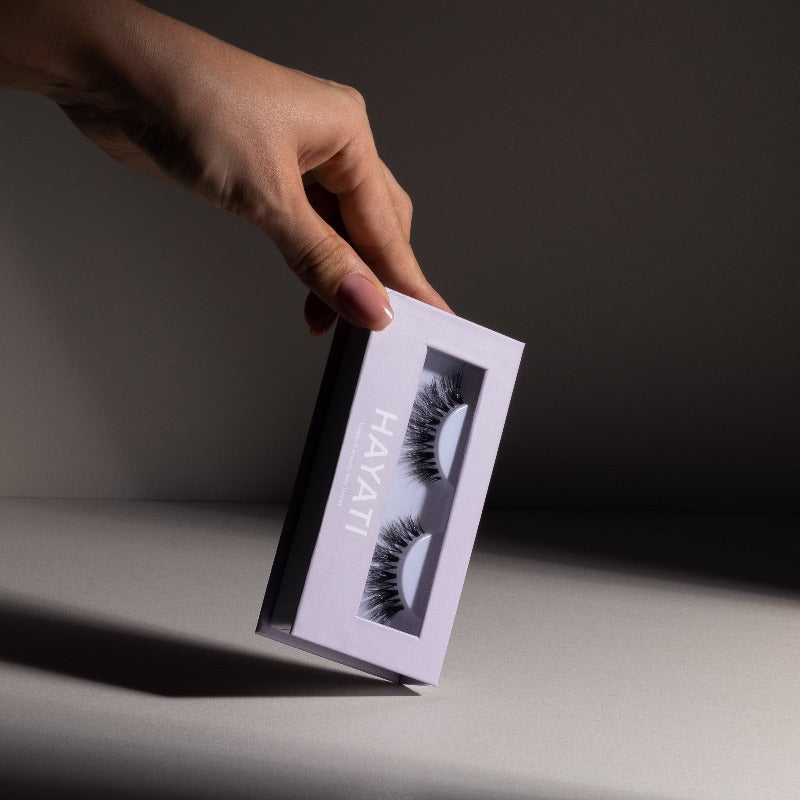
[256,290,524,684]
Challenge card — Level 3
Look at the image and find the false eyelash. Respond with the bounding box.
[362,516,425,624]
[401,369,465,484]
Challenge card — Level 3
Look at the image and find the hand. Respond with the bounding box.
[0,0,451,334]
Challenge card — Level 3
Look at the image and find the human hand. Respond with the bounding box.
[0,0,451,334]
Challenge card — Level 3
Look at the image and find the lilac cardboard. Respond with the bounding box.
[256,290,524,684]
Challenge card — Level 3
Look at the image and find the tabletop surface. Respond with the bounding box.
[1,499,798,799]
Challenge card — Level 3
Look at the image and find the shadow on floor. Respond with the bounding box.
[478,510,800,597]
[0,596,416,698]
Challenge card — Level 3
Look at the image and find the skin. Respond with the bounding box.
[0,0,451,334]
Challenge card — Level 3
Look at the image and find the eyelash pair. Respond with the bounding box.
[363,370,468,625]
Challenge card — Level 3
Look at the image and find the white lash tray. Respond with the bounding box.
[256,290,524,685]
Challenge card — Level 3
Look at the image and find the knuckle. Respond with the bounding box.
[401,190,413,221]
[289,232,348,287]
[342,85,367,110]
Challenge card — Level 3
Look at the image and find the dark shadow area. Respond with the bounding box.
[0,597,416,698]
[0,772,669,800]
[479,510,800,597]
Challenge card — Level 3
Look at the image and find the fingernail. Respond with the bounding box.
[337,274,394,330]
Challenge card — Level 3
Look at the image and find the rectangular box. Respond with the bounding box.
[256,290,524,684]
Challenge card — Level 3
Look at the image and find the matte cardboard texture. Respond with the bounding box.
[257,291,524,684]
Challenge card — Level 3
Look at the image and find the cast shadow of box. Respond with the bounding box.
[0,597,416,698]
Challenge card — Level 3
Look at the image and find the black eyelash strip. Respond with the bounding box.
[402,369,465,484]
[362,516,425,624]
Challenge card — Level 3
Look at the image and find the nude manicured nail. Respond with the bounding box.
[337,274,394,330]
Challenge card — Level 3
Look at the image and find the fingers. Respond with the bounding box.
[380,160,412,241]
[309,160,409,243]
[304,180,348,241]
[271,178,395,332]
[302,182,347,334]
[313,141,453,315]
[301,172,442,335]
[267,91,452,333]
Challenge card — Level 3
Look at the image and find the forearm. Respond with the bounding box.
[0,1,180,104]
[3,1,253,135]
[1,0,103,94]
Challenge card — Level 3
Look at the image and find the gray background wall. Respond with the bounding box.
[1,1,797,510]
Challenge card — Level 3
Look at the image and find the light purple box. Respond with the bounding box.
[256,290,524,684]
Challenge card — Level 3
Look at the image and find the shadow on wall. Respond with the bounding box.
[0,94,316,501]
[0,595,415,698]
[2,2,800,510]
[478,509,800,598]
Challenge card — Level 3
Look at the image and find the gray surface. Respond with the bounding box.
[1,1,799,509]
[1,499,799,799]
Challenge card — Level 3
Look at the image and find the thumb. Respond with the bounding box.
[273,191,395,332]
